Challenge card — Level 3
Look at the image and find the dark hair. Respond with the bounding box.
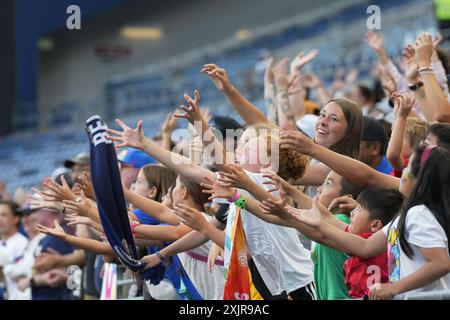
[326,98,363,159]
[397,145,450,258]
[55,173,74,189]
[358,187,404,225]
[178,175,210,207]
[358,84,374,102]
[142,164,177,202]
[428,123,450,151]
[0,200,22,228]
[0,200,20,217]
[339,178,364,200]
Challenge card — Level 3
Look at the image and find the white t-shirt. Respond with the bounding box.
[3,233,45,300]
[178,213,225,300]
[0,232,29,299]
[231,171,314,294]
[382,205,450,294]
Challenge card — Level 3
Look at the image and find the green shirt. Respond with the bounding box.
[312,213,350,300]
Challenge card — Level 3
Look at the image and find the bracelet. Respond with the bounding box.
[277,91,289,99]
[418,66,434,74]
[234,194,246,209]
[155,250,165,262]
[228,190,241,203]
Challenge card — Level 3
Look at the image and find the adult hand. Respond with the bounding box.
[65,213,92,227]
[173,90,205,125]
[42,176,76,202]
[280,130,315,155]
[36,220,67,240]
[272,58,291,92]
[140,254,162,271]
[368,283,398,300]
[106,119,146,150]
[402,45,419,82]
[161,110,178,134]
[201,64,233,93]
[414,32,433,67]
[62,193,95,218]
[364,31,385,54]
[290,49,319,74]
[207,243,223,273]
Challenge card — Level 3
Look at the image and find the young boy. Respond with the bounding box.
[321,187,404,298]
[309,172,363,300]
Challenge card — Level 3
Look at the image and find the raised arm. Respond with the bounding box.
[201,64,270,126]
[415,33,450,123]
[133,223,191,242]
[386,93,415,171]
[107,119,216,184]
[280,130,400,189]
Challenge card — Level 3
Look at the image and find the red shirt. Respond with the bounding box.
[390,156,410,178]
[343,227,389,298]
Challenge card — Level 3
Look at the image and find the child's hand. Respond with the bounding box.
[285,197,321,228]
[218,164,252,189]
[173,203,209,233]
[43,176,76,202]
[261,169,292,194]
[36,220,67,239]
[328,195,357,212]
[368,283,398,300]
[280,130,315,155]
[174,90,204,125]
[207,243,224,273]
[201,176,235,201]
[391,92,415,119]
[140,254,162,271]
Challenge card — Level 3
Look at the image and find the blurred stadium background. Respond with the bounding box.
[0,0,438,195]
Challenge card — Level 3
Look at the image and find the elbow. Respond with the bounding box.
[435,112,450,123]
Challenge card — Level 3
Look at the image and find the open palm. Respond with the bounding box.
[286,198,321,228]
[107,119,145,150]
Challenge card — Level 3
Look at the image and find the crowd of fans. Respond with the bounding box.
[1,29,450,301]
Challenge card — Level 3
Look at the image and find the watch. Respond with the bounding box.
[408,81,424,91]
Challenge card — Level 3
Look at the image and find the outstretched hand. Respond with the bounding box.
[107,119,146,150]
[290,49,319,73]
[173,203,209,233]
[285,197,322,228]
[364,31,385,53]
[280,130,315,155]
[173,90,205,125]
[201,64,233,93]
[200,175,235,201]
[36,220,67,239]
[217,164,252,189]
[391,92,415,119]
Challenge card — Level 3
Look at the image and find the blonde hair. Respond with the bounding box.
[243,123,310,181]
[405,117,429,149]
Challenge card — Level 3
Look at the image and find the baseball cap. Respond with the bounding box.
[362,117,388,144]
[118,148,157,169]
[64,152,90,168]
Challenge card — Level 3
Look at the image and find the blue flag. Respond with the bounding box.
[86,115,143,271]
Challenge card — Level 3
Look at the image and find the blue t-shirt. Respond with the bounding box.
[375,156,393,175]
[133,208,159,225]
[32,236,75,300]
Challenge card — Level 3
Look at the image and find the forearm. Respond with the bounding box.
[394,260,450,295]
[265,83,278,124]
[142,137,215,184]
[134,224,190,242]
[62,235,113,256]
[289,90,306,121]
[224,86,270,126]
[243,196,290,227]
[160,230,210,258]
[420,72,450,122]
[376,48,390,66]
[201,224,226,250]
[161,131,173,151]
[198,119,234,168]
[386,116,407,170]
[413,87,437,123]
[126,191,180,225]
[311,144,400,189]
[277,92,298,131]
[135,238,165,248]
[315,84,332,106]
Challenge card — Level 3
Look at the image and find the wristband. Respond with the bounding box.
[235,194,246,209]
[130,221,140,237]
[155,250,165,262]
[228,190,241,203]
